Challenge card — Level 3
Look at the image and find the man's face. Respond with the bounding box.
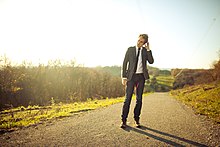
[137,36,145,48]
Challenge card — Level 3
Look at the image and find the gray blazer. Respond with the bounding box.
[121,46,154,81]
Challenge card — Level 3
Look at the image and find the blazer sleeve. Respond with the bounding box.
[121,48,130,78]
[146,50,154,64]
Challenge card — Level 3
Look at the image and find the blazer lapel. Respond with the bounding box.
[132,46,136,59]
[141,48,144,61]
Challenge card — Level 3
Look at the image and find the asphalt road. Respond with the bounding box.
[0,93,219,146]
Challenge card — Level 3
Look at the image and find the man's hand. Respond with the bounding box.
[122,78,127,86]
[144,42,151,51]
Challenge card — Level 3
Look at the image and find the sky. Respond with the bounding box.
[0,0,220,69]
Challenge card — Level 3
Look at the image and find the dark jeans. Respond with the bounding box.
[121,73,145,122]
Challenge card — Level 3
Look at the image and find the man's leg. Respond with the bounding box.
[134,74,145,124]
[121,79,135,124]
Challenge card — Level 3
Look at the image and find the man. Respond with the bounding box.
[121,34,154,128]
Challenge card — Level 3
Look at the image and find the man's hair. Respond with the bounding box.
[139,34,148,44]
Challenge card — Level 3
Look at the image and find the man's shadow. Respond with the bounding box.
[122,125,207,147]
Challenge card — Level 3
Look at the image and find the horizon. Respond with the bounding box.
[0,55,215,71]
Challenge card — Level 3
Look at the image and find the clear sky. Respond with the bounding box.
[0,0,220,69]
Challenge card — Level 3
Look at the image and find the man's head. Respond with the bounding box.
[137,34,148,48]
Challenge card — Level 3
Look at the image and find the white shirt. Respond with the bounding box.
[135,46,143,74]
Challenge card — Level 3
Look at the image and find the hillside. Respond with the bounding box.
[94,65,164,77]
[170,83,220,123]
[170,57,220,123]
[94,66,174,92]
[171,69,215,89]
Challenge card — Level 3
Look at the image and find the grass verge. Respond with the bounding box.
[0,97,125,131]
[170,83,220,123]
[0,93,151,131]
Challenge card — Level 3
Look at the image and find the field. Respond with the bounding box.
[157,75,174,87]
[145,74,174,92]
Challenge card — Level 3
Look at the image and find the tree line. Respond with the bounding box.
[0,57,124,110]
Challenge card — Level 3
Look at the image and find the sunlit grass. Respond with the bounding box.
[0,97,126,130]
[0,93,153,131]
[170,83,220,123]
[157,75,174,87]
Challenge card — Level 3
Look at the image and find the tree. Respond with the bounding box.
[212,50,220,81]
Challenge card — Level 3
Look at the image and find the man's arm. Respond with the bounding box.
[121,48,129,85]
[146,50,154,64]
[144,43,154,64]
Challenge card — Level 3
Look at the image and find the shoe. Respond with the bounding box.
[135,120,141,128]
[120,121,127,128]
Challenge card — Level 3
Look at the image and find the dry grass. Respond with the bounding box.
[0,97,125,131]
[170,83,220,123]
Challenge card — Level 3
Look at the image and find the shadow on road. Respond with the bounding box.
[122,125,207,147]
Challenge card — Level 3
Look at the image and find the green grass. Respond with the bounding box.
[156,75,174,87]
[0,97,125,131]
[170,83,220,123]
[147,74,174,92]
